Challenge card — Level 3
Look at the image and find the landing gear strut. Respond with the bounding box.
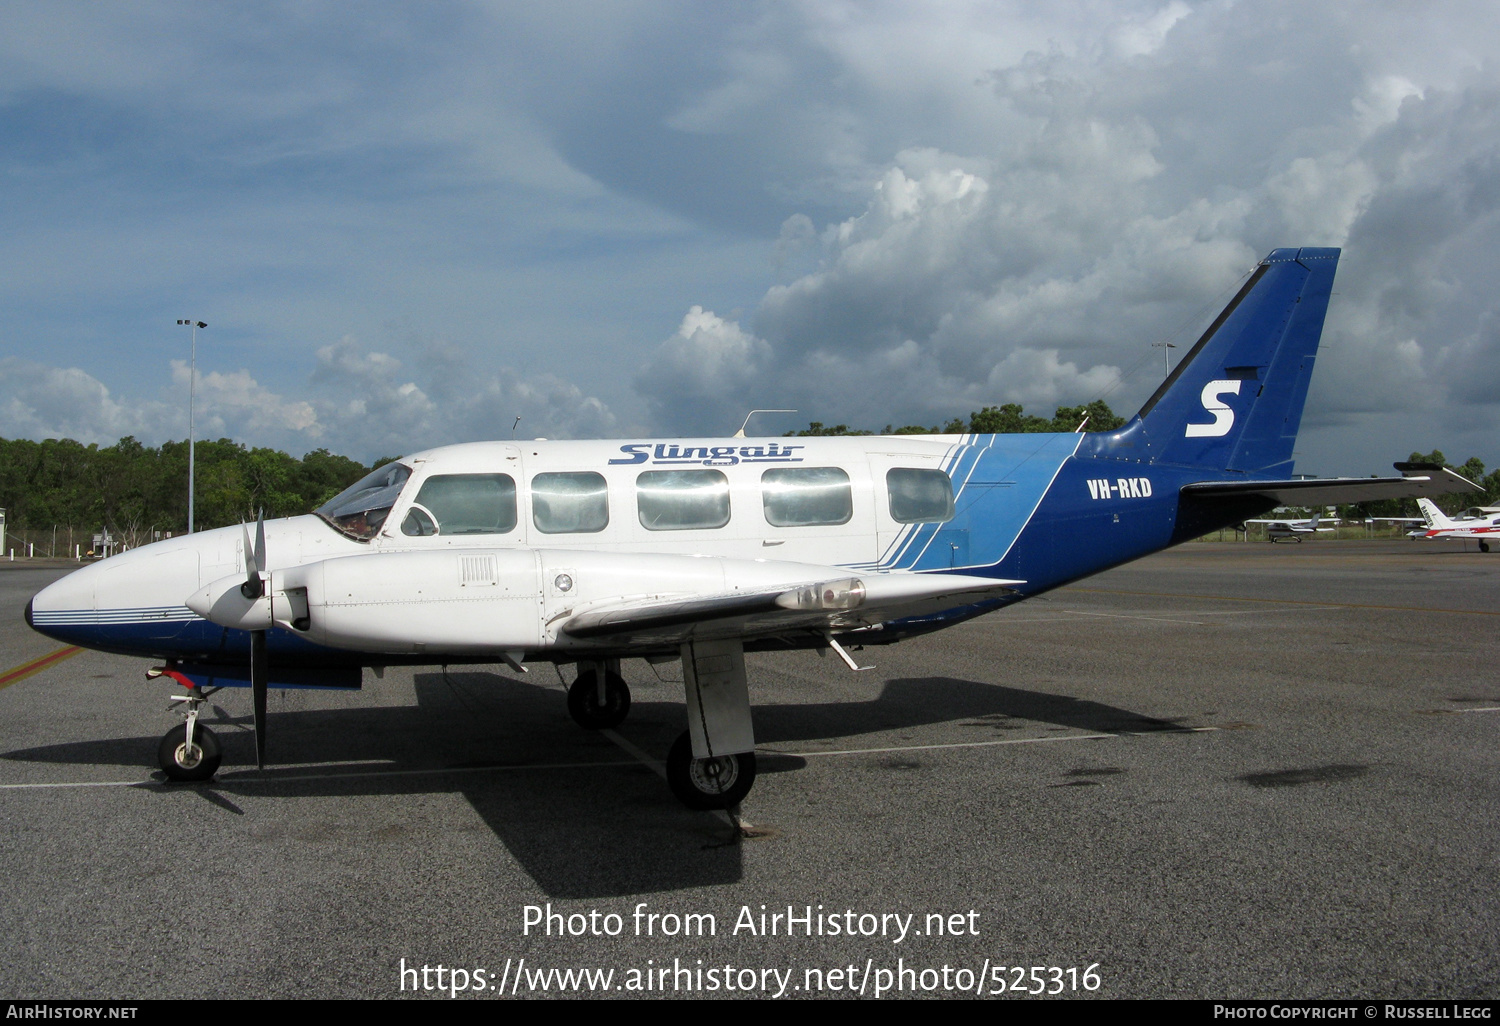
[567,661,630,730]
[156,681,221,782]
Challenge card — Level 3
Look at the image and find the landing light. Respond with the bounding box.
[775,578,866,611]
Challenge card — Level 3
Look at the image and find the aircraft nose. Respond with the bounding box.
[24,597,33,629]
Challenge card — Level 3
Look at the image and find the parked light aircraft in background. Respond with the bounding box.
[24,248,1481,809]
[1246,510,1337,542]
[1414,498,1500,551]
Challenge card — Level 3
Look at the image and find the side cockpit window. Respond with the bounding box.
[886,468,954,524]
[401,474,517,536]
[315,462,412,541]
[532,472,609,534]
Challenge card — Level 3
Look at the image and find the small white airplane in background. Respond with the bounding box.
[1414,498,1500,551]
[23,248,1484,811]
[1246,510,1337,542]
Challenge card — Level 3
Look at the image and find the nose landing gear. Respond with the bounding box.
[149,667,222,782]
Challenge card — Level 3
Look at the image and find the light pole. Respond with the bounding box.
[177,320,207,533]
[1151,341,1177,377]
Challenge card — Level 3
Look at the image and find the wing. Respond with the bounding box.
[558,572,1023,646]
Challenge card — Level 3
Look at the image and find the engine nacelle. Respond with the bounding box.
[277,549,544,655]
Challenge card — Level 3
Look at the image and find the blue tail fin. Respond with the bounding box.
[1121,248,1339,476]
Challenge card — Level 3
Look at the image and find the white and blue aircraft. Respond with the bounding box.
[24,248,1479,809]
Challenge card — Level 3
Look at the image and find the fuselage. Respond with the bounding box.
[25,427,1234,676]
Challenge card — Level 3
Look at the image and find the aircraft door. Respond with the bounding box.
[867,451,957,571]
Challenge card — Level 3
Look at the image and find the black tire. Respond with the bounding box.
[666,731,756,810]
[158,723,221,782]
[566,669,630,730]
[1481,541,1490,553]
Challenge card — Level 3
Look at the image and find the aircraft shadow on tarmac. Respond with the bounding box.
[2,670,1179,898]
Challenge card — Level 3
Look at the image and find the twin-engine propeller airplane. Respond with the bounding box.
[24,248,1480,809]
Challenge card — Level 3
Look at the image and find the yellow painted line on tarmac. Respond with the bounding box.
[1065,587,1500,618]
[0,646,82,690]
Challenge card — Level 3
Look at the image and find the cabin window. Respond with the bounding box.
[886,468,955,524]
[761,467,853,527]
[400,473,517,535]
[316,462,412,541]
[531,472,609,534]
[636,470,730,531]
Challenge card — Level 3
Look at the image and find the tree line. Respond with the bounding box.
[0,436,373,549]
[2,416,1495,553]
[787,400,1128,437]
[1350,451,1500,519]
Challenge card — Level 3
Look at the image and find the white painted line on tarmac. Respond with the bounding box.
[764,726,1218,759]
[0,758,641,791]
[601,728,665,779]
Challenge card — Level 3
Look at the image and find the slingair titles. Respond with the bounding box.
[1086,477,1153,500]
[609,442,806,467]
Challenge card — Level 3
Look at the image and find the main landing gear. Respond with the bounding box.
[149,669,222,782]
[564,650,759,811]
[566,660,630,730]
[666,732,756,810]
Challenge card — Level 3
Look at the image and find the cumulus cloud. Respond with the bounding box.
[630,1,1500,471]
[0,337,617,464]
[7,2,1500,473]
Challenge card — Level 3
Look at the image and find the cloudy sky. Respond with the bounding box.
[2,1,1498,474]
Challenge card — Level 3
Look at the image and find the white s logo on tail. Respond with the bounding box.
[1185,380,1242,438]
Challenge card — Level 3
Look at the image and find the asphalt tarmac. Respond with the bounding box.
[0,539,1495,1000]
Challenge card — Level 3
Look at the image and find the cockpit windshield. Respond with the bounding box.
[314,462,412,541]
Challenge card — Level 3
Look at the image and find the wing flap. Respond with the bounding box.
[559,572,1023,644]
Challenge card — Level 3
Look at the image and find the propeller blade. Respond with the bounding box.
[240,522,263,600]
[254,511,266,579]
[250,629,268,769]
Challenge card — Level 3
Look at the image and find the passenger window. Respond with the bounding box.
[401,474,517,535]
[532,472,609,534]
[886,468,954,524]
[761,467,852,527]
[636,470,730,531]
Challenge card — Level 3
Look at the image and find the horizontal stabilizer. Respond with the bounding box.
[1181,465,1480,507]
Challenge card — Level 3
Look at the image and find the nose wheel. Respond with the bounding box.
[567,664,631,730]
[158,722,222,781]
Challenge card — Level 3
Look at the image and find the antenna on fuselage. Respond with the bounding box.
[511,415,521,439]
[734,409,797,438]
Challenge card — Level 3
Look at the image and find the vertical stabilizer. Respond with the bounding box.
[1118,248,1340,476]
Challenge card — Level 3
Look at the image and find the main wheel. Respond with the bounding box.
[1481,540,1490,553]
[157,723,222,782]
[666,731,756,810]
[566,669,630,730]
